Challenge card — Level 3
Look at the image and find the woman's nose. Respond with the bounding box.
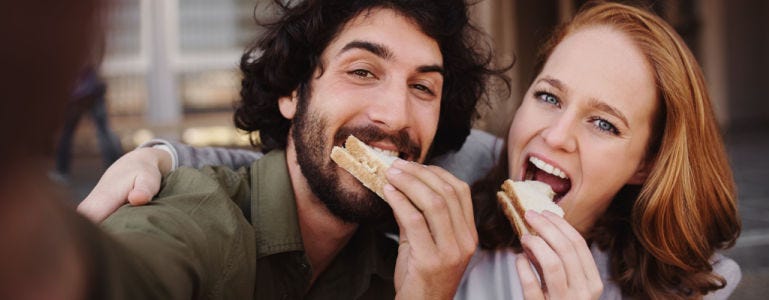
[540,113,577,153]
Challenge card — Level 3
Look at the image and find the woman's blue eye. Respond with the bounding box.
[593,118,619,135]
[536,92,560,107]
[544,94,558,104]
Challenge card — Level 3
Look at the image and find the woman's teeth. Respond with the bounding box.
[529,157,568,179]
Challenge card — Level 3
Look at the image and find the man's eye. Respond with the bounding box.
[350,69,374,78]
[411,84,434,95]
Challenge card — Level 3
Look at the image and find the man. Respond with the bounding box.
[86,0,507,298]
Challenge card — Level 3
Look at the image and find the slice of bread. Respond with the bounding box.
[330,135,398,199]
[496,179,564,237]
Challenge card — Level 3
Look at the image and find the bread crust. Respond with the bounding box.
[330,135,392,199]
[496,179,562,238]
[497,190,531,238]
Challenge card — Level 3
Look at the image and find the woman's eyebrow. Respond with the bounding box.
[588,98,629,128]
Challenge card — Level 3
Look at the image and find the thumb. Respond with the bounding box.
[127,172,161,206]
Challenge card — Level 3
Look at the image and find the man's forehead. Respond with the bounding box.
[323,8,442,66]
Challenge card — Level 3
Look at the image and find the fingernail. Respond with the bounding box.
[525,210,539,219]
[384,184,395,191]
[387,167,402,175]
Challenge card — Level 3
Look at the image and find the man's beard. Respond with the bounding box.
[291,93,421,224]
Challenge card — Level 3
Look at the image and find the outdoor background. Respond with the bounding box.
[54,0,768,298]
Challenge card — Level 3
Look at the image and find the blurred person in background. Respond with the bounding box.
[49,21,122,185]
[0,1,105,299]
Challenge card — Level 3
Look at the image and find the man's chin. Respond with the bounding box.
[336,168,375,195]
[340,178,381,205]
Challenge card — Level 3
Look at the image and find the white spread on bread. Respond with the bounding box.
[363,145,398,170]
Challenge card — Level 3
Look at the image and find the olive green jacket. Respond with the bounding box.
[100,150,397,299]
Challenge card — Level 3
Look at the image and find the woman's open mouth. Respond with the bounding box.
[524,156,572,203]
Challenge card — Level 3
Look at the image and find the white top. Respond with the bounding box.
[455,246,741,300]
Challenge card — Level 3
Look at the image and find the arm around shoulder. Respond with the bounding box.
[141,138,263,170]
[99,167,256,299]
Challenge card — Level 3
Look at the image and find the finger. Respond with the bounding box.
[127,171,161,206]
[397,161,475,246]
[525,210,586,290]
[422,165,477,256]
[79,183,127,223]
[127,189,152,206]
[382,183,438,258]
[520,231,568,296]
[541,211,602,286]
[424,165,476,236]
[516,254,545,300]
[385,160,457,248]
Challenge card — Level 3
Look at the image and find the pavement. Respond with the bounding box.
[54,115,769,299]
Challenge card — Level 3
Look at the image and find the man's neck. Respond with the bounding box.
[285,141,358,284]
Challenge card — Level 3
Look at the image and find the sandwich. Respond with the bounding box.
[330,135,399,199]
[496,179,564,237]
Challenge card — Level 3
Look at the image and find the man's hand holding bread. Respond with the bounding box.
[332,135,478,299]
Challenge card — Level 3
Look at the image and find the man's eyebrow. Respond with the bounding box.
[589,98,630,128]
[339,40,392,59]
[417,65,444,75]
[339,40,443,75]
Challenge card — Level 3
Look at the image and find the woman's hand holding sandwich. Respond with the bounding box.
[515,211,602,300]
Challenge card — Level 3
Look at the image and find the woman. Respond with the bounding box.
[78,2,740,299]
[463,2,740,299]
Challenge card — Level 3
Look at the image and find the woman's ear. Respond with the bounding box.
[628,159,653,185]
[278,90,298,119]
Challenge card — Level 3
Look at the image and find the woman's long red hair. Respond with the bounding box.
[473,2,741,299]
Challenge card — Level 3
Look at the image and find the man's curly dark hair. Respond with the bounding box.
[234,0,510,158]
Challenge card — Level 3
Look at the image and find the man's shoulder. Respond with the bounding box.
[103,165,254,233]
[100,165,258,299]
[162,165,251,195]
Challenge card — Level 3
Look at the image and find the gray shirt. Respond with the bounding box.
[456,245,741,300]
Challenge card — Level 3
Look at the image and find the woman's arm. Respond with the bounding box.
[146,139,263,170]
[77,139,263,223]
[77,129,499,223]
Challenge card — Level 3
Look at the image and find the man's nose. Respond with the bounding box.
[367,81,411,132]
[540,112,577,153]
